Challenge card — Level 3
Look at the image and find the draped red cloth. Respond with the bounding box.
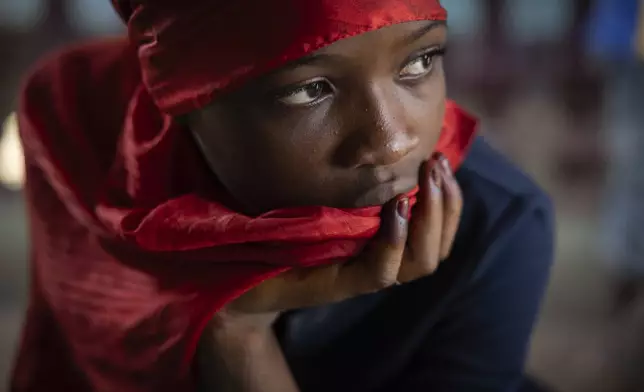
[11,1,477,391]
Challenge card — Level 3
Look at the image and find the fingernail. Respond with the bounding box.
[432,151,444,163]
[386,197,409,244]
[440,155,452,176]
[396,197,410,220]
[430,166,441,195]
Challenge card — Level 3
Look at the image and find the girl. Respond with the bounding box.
[11,1,553,391]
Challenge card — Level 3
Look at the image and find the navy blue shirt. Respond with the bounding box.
[275,137,555,392]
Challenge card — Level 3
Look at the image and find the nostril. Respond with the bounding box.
[347,131,420,168]
[377,133,420,165]
[389,134,420,155]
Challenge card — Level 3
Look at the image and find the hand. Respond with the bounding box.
[200,311,299,392]
[225,153,463,314]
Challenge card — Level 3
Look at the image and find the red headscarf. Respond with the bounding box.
[12,1,476,391]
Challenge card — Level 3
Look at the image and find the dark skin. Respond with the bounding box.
[189,21,448,213]
[189,21,460,391]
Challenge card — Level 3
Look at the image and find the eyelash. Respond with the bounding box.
[399,46,446,81]
[274,45,447,107]
[273,78,335,107]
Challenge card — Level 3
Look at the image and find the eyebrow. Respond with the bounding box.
[278,20,447,71]
[279,52,340,71]
[400,20,446,47]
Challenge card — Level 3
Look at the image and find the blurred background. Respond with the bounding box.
[1,0,643,391]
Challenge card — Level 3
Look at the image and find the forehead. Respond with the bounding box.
[317,20,447,56]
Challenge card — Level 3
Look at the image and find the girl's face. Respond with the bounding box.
[188,21,447,214]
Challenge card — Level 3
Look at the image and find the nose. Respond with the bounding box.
[341,84,421,168]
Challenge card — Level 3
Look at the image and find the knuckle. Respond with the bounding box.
[399,256,439,283]
[447,203,462,218]
[453,191,464,205]
[447,180,462,197]
[419,255,440,275]
[447,193,463,211]
[453,189,464,204]
[370,268,399,290]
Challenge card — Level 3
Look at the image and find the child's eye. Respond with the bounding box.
[399,47,446,80]
[277,80,333,106]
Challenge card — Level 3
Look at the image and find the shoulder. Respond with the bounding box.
[378,139,555,392]
[458,136,552,208]
[457,135,553,230]
[453,136,554,281]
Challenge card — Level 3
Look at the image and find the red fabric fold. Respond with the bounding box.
[111,0,447,115]
[12,1,478,391]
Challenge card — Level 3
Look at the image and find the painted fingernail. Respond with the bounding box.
[397,196,410,220]
[430,166,441,195]
[385,197,409,244]
[432,151,444,163]
[440,155,452,176]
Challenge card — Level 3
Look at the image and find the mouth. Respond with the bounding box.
[353,177,418,207]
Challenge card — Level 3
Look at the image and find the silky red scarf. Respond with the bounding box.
[12,1,477,391]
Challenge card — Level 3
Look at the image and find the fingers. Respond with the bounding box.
[438,155,462,260]
[335,196,410,296]
[229,197,411,312]
[397,159,444,283]
[227,155,463,314]
[229,263,345,312]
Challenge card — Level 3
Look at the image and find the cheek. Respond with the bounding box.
[191,114,251,176]
[252,104,339,170]
[405,73,446,146]
[191,106,340,210]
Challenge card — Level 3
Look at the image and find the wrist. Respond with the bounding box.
[207,309,278,345]
[198,310,299,392]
